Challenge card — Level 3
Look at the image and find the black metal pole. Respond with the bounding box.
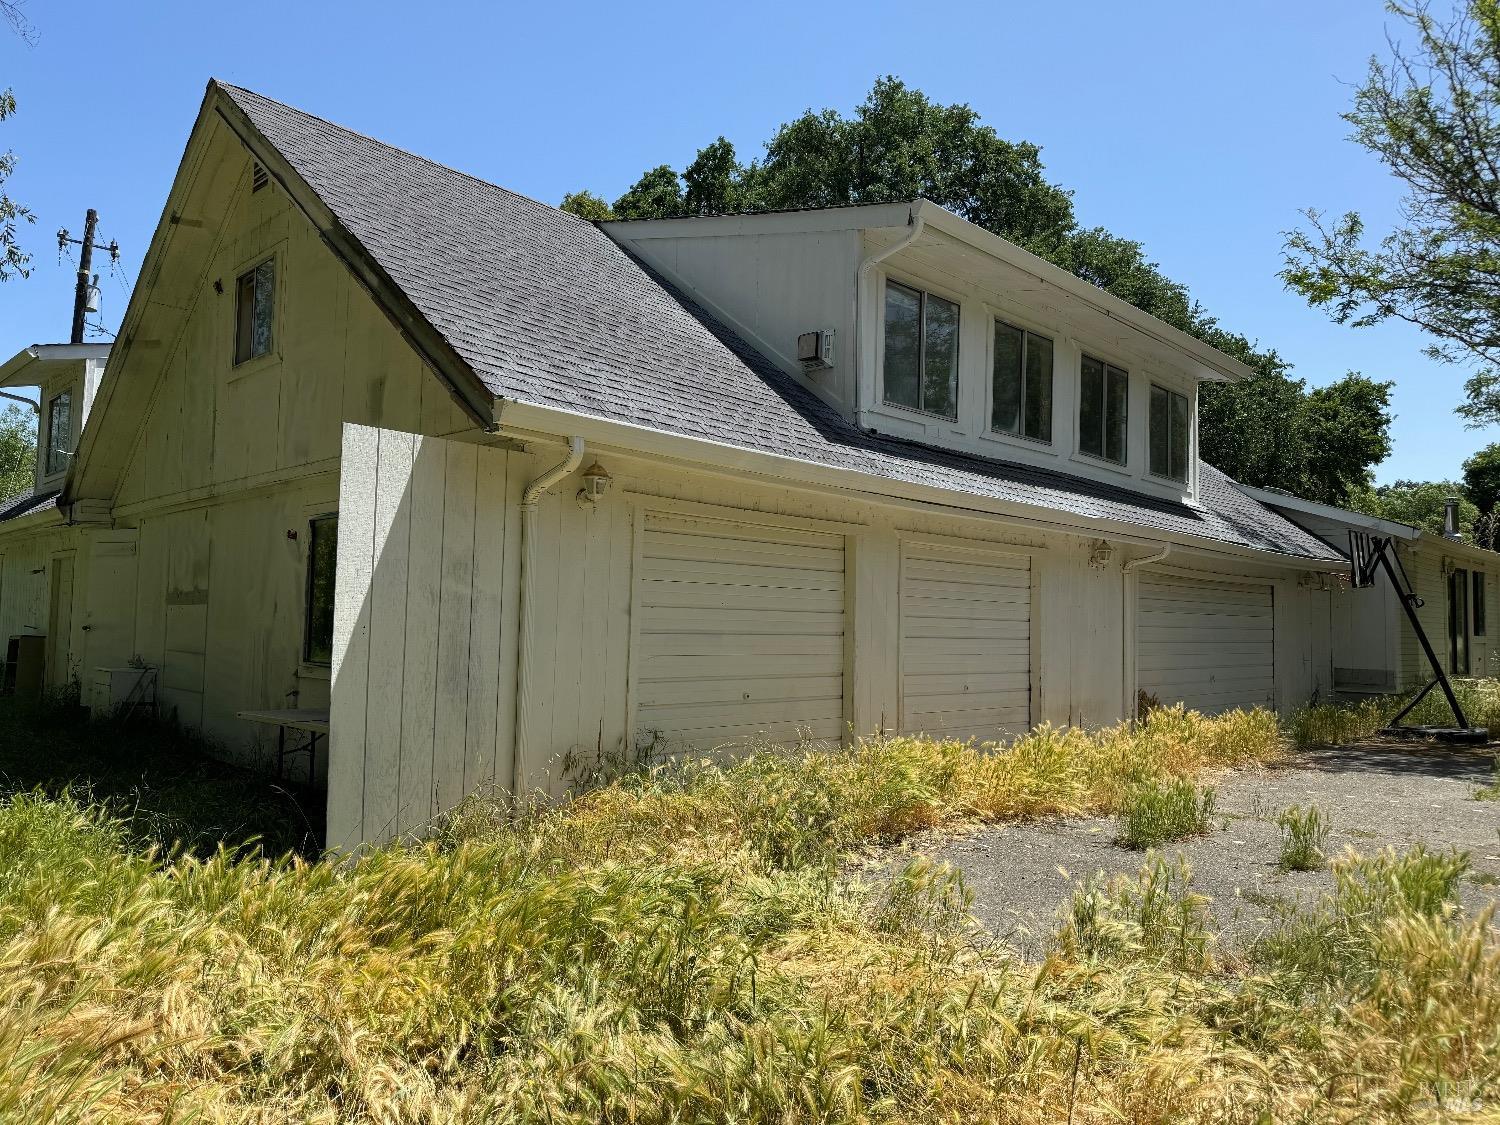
[1376,538,1471,729]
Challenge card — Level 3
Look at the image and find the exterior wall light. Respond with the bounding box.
[1088,539,1114,569]
[577,461,613,507]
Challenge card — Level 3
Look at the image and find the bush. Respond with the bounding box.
[1115,777,1217,849]
[1277,804,1331,871]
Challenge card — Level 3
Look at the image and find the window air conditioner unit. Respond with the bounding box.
[797,329,834,372]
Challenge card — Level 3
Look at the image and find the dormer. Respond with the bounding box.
[0,344,112,495]
[604,198,1252,508]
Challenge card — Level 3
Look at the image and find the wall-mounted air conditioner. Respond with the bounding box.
[797,329,834,372]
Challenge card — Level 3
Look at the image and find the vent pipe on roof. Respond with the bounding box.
[1443,496,1463,540]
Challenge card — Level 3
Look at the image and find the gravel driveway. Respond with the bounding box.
[869,742,1500,958]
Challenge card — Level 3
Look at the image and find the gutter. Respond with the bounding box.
[512,435,586,795]
[0,391,39,415]
[854,206,925,424]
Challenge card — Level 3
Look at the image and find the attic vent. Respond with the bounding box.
[251,161,269,192]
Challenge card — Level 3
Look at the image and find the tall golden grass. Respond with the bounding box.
[0,705,1494,1122]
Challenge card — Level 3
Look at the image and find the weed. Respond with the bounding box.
[1054,852,1216,973]
[1115,777,1217,849]
[1277,803,1331,871]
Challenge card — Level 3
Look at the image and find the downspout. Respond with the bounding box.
[0,391,39,414]
[512,435,586,795]
[1121,545,1171,721]
[854,204,926,423]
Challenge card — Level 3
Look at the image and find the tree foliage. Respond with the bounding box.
[0,403,35,500]
[559,191,615,222]
[0,89,32,281]
[1462,441,1500,511]
[566,76,1395,499]
[1283,0,1500,424]
[1347,477,1479,535]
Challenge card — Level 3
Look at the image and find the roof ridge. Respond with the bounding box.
[212,79,593,227]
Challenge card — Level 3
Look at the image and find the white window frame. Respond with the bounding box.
[1147,381,1191,484]
[1076,351,1130,467]
[879,275,962,422]
[987,314,1055,446]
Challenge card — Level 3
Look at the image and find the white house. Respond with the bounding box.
[0,81,1350,849]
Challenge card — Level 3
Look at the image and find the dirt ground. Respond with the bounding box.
[869,741,1500,959]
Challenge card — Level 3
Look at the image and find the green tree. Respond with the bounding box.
[682,137,753,217]
[0,403,35,499]
[612,165,683,221]
[1463,442,1500,512]
[1283,0,1500,424]
[0,88,33,281]
[1348,478,1479,535]
[559,191,615,222]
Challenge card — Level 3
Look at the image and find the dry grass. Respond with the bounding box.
[0,704,1496,1122]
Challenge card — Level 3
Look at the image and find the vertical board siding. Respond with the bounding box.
[632,511,847,752]
[1137,572,1275,714]
[328,424,517,848]
[898,541,1031,742]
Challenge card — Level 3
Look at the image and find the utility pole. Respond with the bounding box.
[57,210,119,344]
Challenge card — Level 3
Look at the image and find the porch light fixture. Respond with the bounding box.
[1088,539,1114,570]
[577,460,613,507]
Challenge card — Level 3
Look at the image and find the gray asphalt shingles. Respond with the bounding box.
[220,83,1339,562]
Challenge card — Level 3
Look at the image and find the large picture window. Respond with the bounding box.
[234,258,276,365]
[992,320,1053,442]
[883,279,959,419]
[1079,354,1128,464]
[45,390,72,476]
[304,514,338,666]
[1148,384,1190,482]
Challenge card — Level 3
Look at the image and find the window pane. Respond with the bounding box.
[1474,572,1487,637]
[1168,389,1190,482]
[1079,356,1104,457]
[883,281,921,410]
[253,260,275,358]
[45,392,72,475]
[1024,331,1053,441]
[991,321,1023,434]
[235,272,256,364]
[1105,365,1129,464]
[1149,386,1170,477]
[922,292,959,418]
[305,515,339,665]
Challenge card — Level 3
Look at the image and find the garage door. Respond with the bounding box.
[633,512,846,751]
[1137,572,1274,713]
[900,542,1031,742]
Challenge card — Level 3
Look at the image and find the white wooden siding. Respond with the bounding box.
[1137,572,1274,713]
[632,510,846,752]
[898,541,1030,741]
[328,424,519,849]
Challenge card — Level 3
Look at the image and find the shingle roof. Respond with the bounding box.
[219,83,1341,563]
[0,486,59,524]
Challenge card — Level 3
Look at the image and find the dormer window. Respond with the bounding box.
[234,258,276,365]
[883,279,959,419]
[992,320,1053,442]
[44,390,72,475]
[1079,354,1128,465]
[1149,384,1190,483]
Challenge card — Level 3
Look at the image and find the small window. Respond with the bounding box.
[234,258,276,365]
[1474,571,1487,637]
[1449,567,1471,674]
[992,320,1054,442]
[883,279,959,419]
[304,514,338,665]
[1079,355,1128,464]
[44,391,72,476]
[1148,384,1190,482]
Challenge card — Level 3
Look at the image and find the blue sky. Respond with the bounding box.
[0,0,1484,483]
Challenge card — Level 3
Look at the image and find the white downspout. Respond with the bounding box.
[854,204,926,424]
[1121,545,1171,721]
[512,435,585,795]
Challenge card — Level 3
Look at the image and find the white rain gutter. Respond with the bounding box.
[512,435,586,794]
[854,205,925,422]
[0,390,39,415]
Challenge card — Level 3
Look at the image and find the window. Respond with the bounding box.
[304,514,338,665]
[44,391,72,476]
[234,258,276,364]
[1148,384,1190,482]
[1079,355,1128,464]
[1475,571,1487,637]
[992,320,1054,442]
[1449,567,1470,674]
[883,279,959,419]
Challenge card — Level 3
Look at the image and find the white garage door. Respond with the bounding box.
[633,512,846,751]
[1137,572,1274,714]
[900,542,1031,742]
